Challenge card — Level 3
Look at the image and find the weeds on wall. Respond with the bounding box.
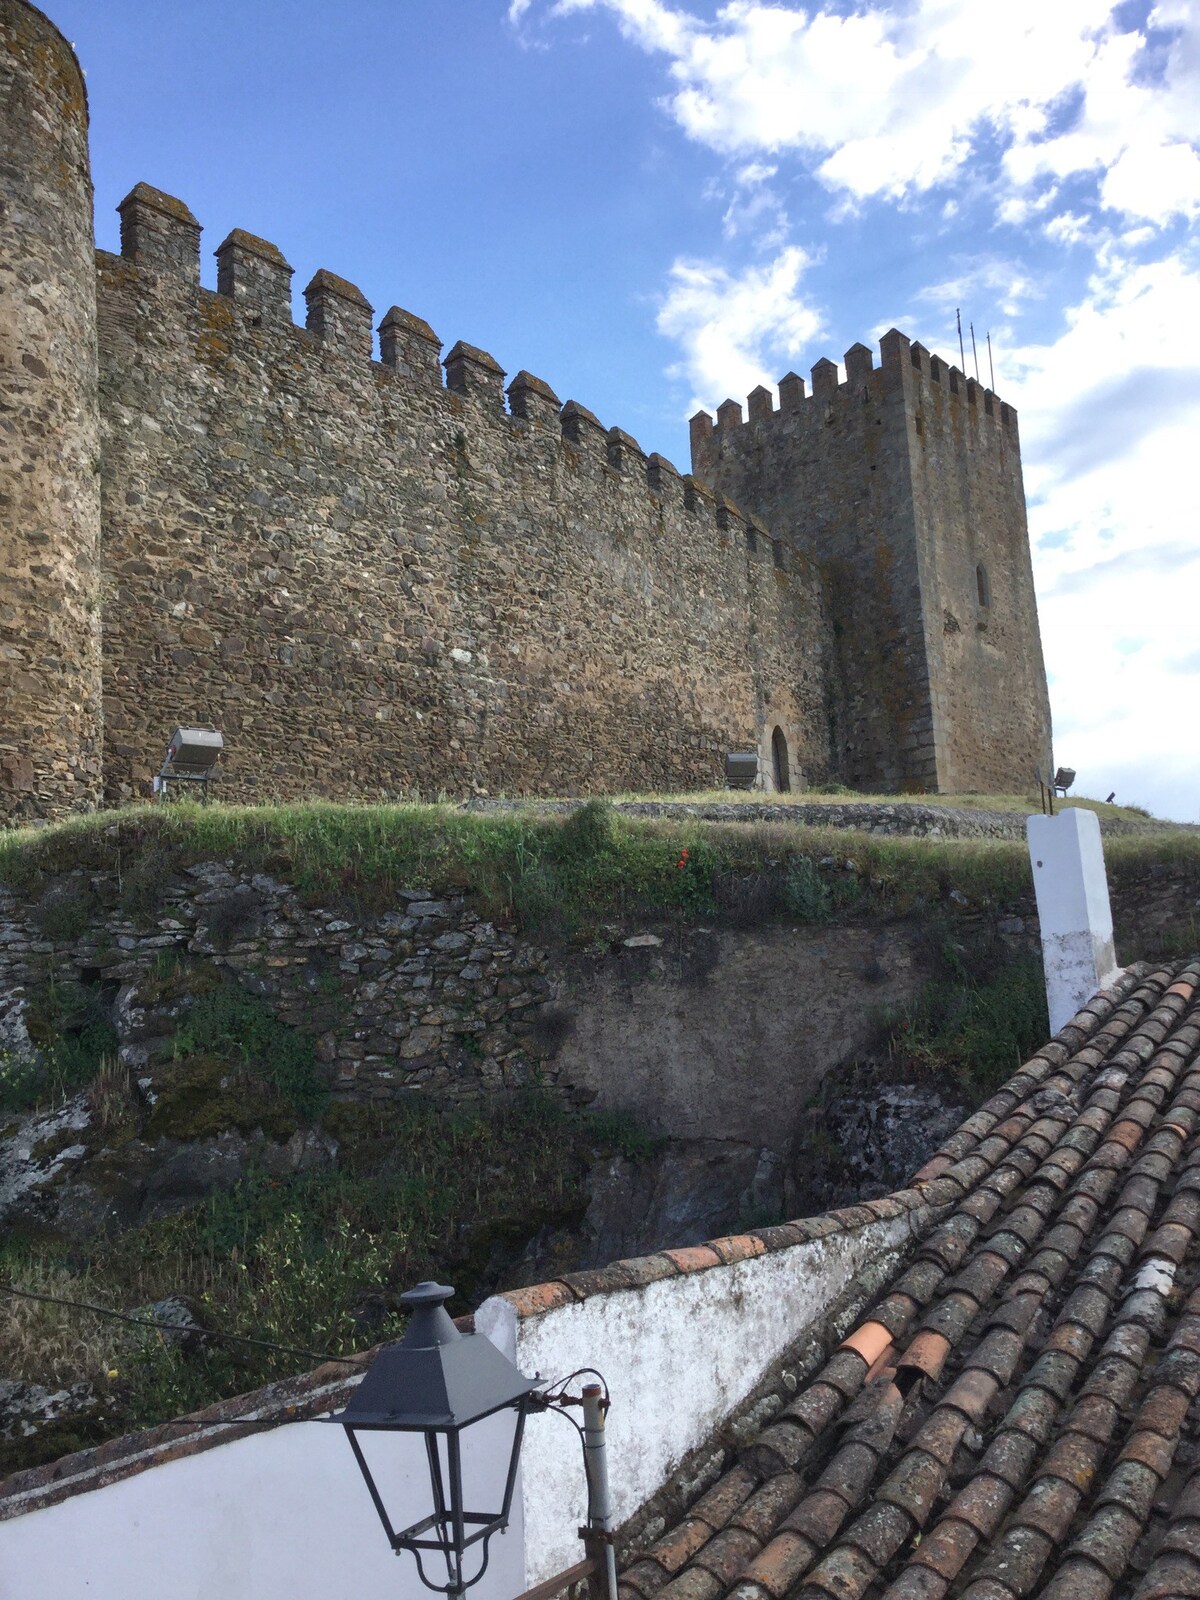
[1,796,1197,942]
[888,950,1049,1100]
[174,983,329,1123]
[0,980,119,1117]
[0,1088,659,1468]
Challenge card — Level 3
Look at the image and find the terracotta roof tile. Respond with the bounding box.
[946,1473,1015,1538]
[1061,1390,1120,1445]
[1040,1429,1106,1489]
[728,1473,805,1540]
[744,1417,815,1476]
[840,1321,893,1367]
[690,1464,760,1531]
[622,1560,672,1598]
[502,1279,578,1315]
[1120,1428,1177,1477]
[692,1526,763,1584]
[655,1567,724,1600]
[787,1488,856,1547]
[904,1514,982,1581]
[941,1368,1001,1423]
[709,1234,767,1266]
[1096,1458,1161,1520]
[1133,1549,1200,1598]
[1037,1556,1116,1600]
[646,1516,717,1576]
[979,1429,1043,1489]
[661,1245,723,1274]
[1001,1385,1061,1445]
[880,1564,955,1600]
[910,1407,970,1468]
[610,961,1200,1600]
[1134,1383,1191,1439]
[815,1443,881,1507]
[798,1542,880,1600]
[741,1529,819,1597]
[898,1330,953,1382]
[877,1449,949,1526]
[833,1500,915,1565]
[1068,1502,1148,1577]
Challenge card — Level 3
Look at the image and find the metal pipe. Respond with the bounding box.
[581,1385,618,1600]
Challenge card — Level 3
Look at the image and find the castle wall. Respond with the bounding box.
[692,333,1052,795]
[94,192,832,805]
[0,0,103,820]
[904,341,1052,793]
[691,338,938,791]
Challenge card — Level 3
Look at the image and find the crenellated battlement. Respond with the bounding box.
[4,0,1046,818]
[102,182,780,544]
[690,317,1048,800]
[689,326,1018,479]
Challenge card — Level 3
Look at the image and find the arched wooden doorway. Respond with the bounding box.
[771,726,791,793]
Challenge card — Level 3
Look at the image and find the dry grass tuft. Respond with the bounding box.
[0,1261,115,1388]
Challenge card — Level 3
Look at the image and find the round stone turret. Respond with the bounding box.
[0,0,103,820]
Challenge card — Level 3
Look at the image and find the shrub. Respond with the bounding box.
[0,981,120,1116]
[891,955,1048,1099]
[552,799,616,865]
[176,983,328,1122]
[33,881,93,943]
[118,847,177,921]
[781,857,832,921]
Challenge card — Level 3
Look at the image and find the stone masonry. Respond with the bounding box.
[691,338,1053,793]
[0,0,1051,823]
[0,0,104,817]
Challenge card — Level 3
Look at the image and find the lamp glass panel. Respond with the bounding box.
[350,1405,526,1546]
[351,1425,433,1531]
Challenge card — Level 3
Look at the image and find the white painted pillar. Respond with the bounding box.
[1027,807,1121,1034]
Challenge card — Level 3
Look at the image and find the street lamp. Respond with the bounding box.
[327,1282,539,1597]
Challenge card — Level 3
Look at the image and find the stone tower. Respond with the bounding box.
[0,0,103,820]
[691,330,1053,795]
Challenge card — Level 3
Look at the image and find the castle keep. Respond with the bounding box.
[0,0,1052,824]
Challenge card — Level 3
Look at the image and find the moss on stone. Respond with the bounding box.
[144,1055,298,1143]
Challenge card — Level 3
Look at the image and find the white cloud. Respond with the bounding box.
[656,245,823,412]
[511,0,1200,819]
[517,0,1200,226]
[996,248,1200,821]
[917,259,1040,321]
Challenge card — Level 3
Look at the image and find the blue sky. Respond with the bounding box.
[54,0,1200,820]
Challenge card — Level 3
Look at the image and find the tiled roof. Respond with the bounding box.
[618,957,1200,1600]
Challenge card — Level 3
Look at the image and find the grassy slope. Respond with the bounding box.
[606,790,1162,824]
[2,797,1196,942]
[1,795,1196,1469]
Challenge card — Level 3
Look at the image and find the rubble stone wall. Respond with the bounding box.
[0,0,103,823]
[93,188,831,807]
[691,333,1052,794]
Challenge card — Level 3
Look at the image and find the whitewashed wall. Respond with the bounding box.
[476,1211,922,1588]
[1028,808,1121,1033]
[0,1400,525,1600]
[0,1207,928,1600]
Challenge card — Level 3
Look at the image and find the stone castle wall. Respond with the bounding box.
[0,0,1053,819]
[903,340,1052,793]
[691,332,1052,794]
[0,0,104,823]
[92,187,831,808]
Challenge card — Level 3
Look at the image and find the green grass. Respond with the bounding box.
[1,797,1195,944]
[0,980,120,1118]
[888,952,1051,1101]
[0,1089,654,1471]
[604,789,1163,825]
